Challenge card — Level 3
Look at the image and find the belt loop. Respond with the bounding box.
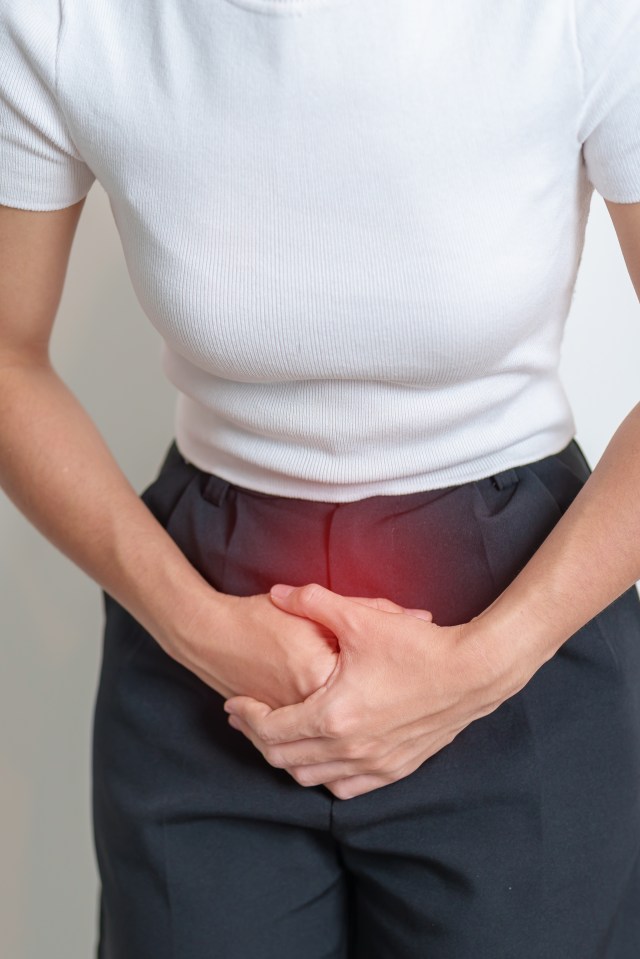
[490,467,520,491]
[202,473,231,507]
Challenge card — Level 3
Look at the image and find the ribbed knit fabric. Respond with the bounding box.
[2,1,640,500]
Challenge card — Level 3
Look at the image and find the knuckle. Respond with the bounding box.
[384,767,405,785]
[258,729,280,747]
[291,766,312,786]
[338,710,360,738]
[297,583,322,606]
[359,740,380,760]
[377,597,399,613]
[320,703,358,739]
[262,746,284,766]
[341,740,363,761]
[319,709,345,738]
[366,752,389,774]
[330,781,355,801]
[372,755,389,774]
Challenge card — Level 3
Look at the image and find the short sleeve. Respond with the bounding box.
[576,0,640,203]
[0,1,96,211]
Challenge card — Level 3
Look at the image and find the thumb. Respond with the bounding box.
[403,607,434,623]
[270,582,358,637]
[347,596,433,623]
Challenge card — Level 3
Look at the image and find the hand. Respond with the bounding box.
[223,584,523,798]
[170,589,433,710]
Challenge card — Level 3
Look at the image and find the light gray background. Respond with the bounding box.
[1,183,639,957]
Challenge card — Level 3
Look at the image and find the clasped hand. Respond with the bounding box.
[224,583,519,800]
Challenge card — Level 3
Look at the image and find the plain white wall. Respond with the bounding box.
[0,182,639,958]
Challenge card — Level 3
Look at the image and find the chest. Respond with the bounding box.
[62,0,587,384]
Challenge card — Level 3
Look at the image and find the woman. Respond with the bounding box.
[1,0,640,956]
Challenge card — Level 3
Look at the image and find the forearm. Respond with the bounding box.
[0,354,346,705]
[230,406,640,798]
[0,354,221,658]
[472,402,640,690]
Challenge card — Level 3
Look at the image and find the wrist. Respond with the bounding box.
[461,596,563,701]
[134,552,231,663]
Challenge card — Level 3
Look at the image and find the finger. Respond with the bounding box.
[229,716,420,799]
[224,695,273,730]
[269,582,362,637]
[230,716,344,773]
[403,607,433,622]
[225,686,329,743]
[270,583,433,633]
[347,596,432,622]
[324,774,392,800]
[288,760,363,787]
[227,712,329,775]
[257,732,366,768]
[346,596,407,614]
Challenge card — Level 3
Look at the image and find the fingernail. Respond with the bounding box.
[406,609,433,621]
[271,584,295,600]
[223,702,235,714]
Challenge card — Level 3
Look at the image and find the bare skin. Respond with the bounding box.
[222,199,640,797]
[2,199,639,801]
[0,200,431,713]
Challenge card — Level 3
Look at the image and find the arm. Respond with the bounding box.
[224,200,640,798]
[0,201,346,707]
[470,198,640,669]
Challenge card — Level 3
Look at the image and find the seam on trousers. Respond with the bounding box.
[161,819,176,959]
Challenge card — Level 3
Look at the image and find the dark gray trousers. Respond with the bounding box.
[92,438,640,958]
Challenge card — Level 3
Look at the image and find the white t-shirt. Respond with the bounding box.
[2,0,640,501]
